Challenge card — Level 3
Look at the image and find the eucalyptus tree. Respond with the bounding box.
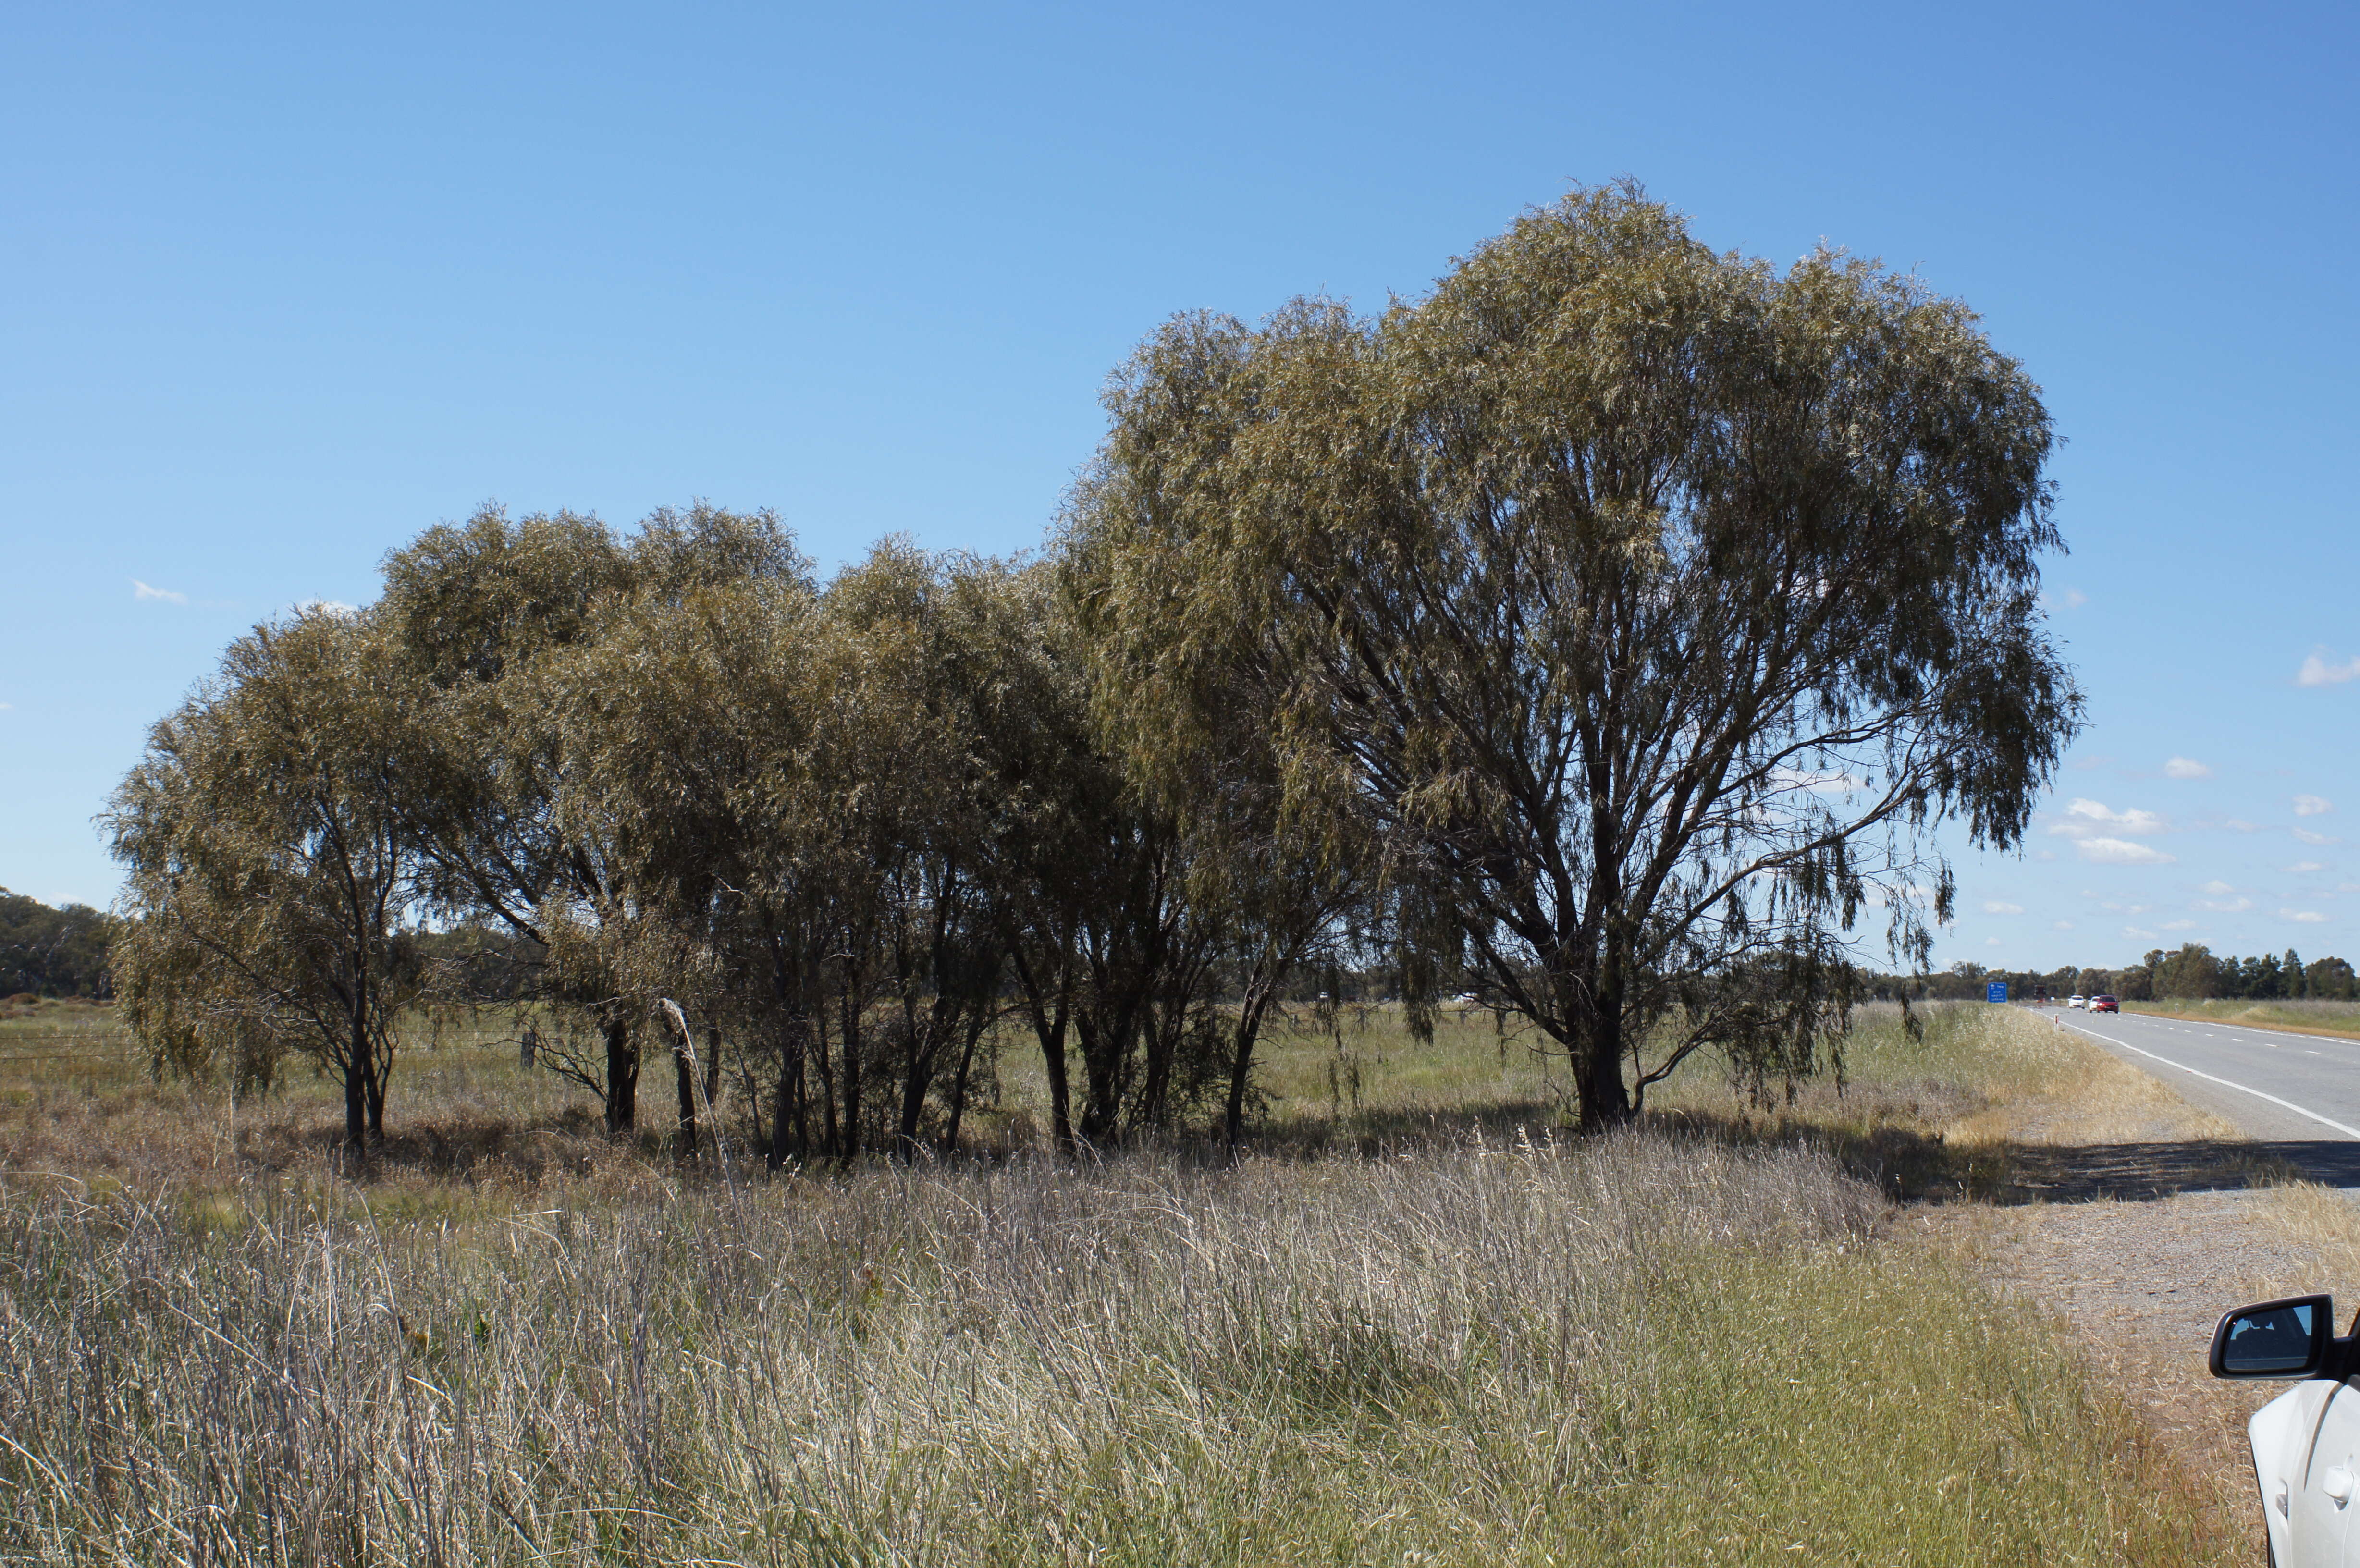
[378,501,807,1132]
[546,540,1014,1162]
[822,543,1014,1158]
[107,609,422,1146]
[533,566,828,1158]
[1066,521,1371,1148]
[948,560,1230,1146]
[1073,183,2081,1128]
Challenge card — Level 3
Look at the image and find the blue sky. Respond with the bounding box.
[3,1,2353,970]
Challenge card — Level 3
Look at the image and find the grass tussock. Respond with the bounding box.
[0,1128,2237,1567]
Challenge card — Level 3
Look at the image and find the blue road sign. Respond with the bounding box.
[1986,981,2009,1003]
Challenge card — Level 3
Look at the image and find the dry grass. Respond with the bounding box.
[0,998,2255,1565]
[0,1133,2235,1567]
[2256,1182,2360,1289]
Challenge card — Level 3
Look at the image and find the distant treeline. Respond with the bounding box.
[1881,945,2359,1004]
[0,890,113,999]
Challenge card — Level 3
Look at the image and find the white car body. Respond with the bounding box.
[2246,1376,2360,1566]
[2067,994,2087,1009]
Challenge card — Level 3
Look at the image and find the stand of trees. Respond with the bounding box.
[0,890,114,998]
[103,185,2077,1148]
[1893,949,2360,1004]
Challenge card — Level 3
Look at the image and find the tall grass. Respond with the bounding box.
[0,1127,2231,1566]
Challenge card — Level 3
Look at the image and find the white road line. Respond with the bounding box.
[2061,1020,2360,1140]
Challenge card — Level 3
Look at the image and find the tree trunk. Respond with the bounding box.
[603,1016,638,1134]
[770,1014,806,1172]
[344,1000,371,1150]
[940,1005,990,1155]
[895,995,934,1162]
[813,996,840,1154]
[674,1042,698,1154]
[839,981,862,1159]
[1222,984,1277,1152]
[1574,991,1633,1130]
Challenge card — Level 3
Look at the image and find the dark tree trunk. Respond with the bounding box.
[769,1014,807,1171]
[839,981,862,1159]
[1012,949,1076,1152]
[344,1003,370,1150]
[893,986,935,1162]
[1222,984,1278,1152]
[703,1026,722,1105]
[813,997,839,1154]
[603,1016,638,1134]
[1574,985,1634,1130]
[1077,1003,1136,1144]
[939,1006,990,1155]
[674,1043,698,1154]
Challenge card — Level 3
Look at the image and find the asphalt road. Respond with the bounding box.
[2044,1005,2360,1186]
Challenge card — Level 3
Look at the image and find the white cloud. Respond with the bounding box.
[2052,920,2076,931]
[2163,756,2212,779]
[2198,896,2257,912]
[1984,936,2003,947]
[2200,880,2238,895]
[2051,798,2171,839]
[2284,909,2331,924]
[2046,588,2089,610]
[132,579,188,605]
[2286,861,2327,874]
[2123,926,2158,941]
[2297,794,2335,817]
[2341,883,2360,895]
[2299,651,2360,687]
[2295,827,2340,846]
[2078,837,2175,865]
[1982,900,2025,916]
[2225,818,2261,833]
[2034,849,2058,862]
[0,702,12,712]
[2162,919,2196,931]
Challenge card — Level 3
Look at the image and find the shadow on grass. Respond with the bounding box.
[1645,1107,2328,1205]
[188,1090,2360,1213]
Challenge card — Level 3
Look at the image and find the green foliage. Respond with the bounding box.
[0,889,113,998]
[1072,182,2080,1127]
[105,610,426,1135]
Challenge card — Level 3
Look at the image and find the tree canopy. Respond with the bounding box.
[1069,183,2080,1126]
[104,185,2082,1146]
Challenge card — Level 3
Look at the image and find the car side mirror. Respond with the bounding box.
[2212,1295,2335,1378]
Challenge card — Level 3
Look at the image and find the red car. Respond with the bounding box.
[2090,994,2119,1013]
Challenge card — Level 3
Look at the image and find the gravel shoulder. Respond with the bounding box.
[1914,1018,2360,1547]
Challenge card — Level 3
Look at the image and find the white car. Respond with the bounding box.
[2067,994,2087,1009]
[2213,1294,2360,1565]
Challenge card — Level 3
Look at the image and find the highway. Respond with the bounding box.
[2045,1005,2360,1185]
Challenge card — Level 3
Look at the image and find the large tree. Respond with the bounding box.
[1073,184,2082,1128]
[377,502,807,1133]
[108,610,421,1144]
